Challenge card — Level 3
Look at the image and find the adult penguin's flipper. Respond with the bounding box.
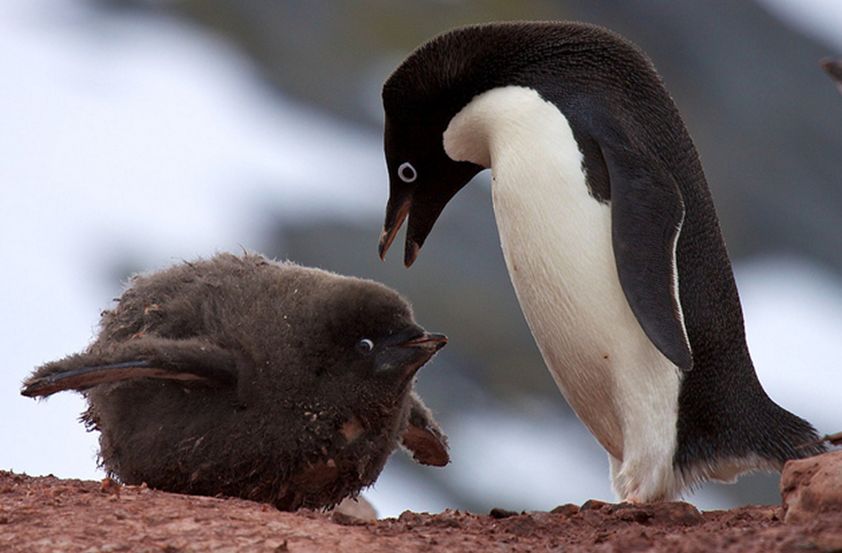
[601,132,693,371]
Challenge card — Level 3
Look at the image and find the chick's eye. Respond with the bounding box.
[397,162,417,183]
[356,338,374,354]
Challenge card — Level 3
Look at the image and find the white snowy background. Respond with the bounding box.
[1,0,840,517]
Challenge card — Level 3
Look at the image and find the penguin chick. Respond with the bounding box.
[378,21,825,502]
[22,253,449,510]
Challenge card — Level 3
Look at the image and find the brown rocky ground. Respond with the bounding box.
[3,452,842,553]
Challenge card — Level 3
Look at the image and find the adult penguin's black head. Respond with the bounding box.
[379,21,670,266]
[379,23,541,266]
[379,65,484,266]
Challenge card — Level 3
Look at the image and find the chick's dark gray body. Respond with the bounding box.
[378,21,824,501]
[24,253,448,510]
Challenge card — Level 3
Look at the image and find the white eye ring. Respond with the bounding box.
[397,162,417,183]
[357,338,374,354]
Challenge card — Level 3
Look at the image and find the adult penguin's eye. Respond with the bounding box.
[397,162,417,183]
[356,338,374,354]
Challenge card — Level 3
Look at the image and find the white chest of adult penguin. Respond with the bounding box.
[377,21,825,502]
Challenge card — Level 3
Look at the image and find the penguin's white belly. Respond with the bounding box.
[491,175,674,460]
[491,158,683,500]
[444,85,683,500]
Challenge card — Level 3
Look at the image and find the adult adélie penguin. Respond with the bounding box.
[377,21,825,502]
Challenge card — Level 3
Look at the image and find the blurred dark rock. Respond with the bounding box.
[563,0,842,271]
[116,0,842,274]
[129,0,559,126]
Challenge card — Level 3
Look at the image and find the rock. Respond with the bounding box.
[580,499,610,511]
[610,502,703,526]
[781,450,842,523]
[488,507,519,519]
[4,470,842,552]
[647,502,704,526]
[550,503,580,517]
[332,496,377,522]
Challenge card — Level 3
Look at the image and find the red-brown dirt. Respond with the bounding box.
[3,469,842,553]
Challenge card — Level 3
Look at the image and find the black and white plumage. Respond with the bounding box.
[378,21,824,501]
[22,253,449,510]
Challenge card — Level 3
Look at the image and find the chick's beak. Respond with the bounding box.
[376,331,447,377]
[398,332,448,352]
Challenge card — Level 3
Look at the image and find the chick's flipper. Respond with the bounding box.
[400,390,449,467]
[21,337,237,397]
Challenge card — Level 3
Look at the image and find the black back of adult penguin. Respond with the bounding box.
[22,253,449,510]
[378,21,824,498]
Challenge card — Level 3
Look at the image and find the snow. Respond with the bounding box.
[0,0,384,483]
[759,0,842,51]
[737,258,842,433]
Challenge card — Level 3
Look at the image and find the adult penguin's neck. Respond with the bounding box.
[443,85,597,217]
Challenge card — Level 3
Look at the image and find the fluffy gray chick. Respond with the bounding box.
[22,253,449,510]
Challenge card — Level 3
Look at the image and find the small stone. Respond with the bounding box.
[649,502,703,526]
[398,511,423,526]
[113,510,128,521]
[331,511,368,526]
[331,496,377,521]
[550,503,580,517]
[580,499,610,511]
[100,477,120,495]
[489,507,518,519]
[616,507,654,524]
[782,450,842,523]
[608,502,636,512]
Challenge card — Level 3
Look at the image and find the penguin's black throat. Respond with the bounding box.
[378,150,481,267]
